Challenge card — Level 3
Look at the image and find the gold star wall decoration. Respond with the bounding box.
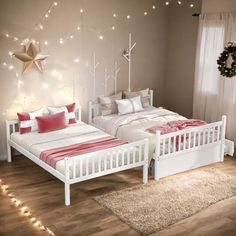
[13,43,49,74]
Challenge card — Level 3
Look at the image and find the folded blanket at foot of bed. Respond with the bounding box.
[147,119,207,134]
[40,136,127,168]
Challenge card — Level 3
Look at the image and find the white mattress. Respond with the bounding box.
[93,107,187,159]
[11,121,111,176]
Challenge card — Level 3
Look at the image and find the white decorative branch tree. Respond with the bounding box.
[123,33,136,92]
[111,61,120,94]
[89,52,99,99]
[103,68,110,96]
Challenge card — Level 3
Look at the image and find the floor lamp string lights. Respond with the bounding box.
[0,179,55,236]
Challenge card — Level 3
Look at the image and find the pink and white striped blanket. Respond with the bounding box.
[147,119,207,134]
[40,136,127,168]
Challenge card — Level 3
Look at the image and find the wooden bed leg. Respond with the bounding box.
[154,158,160,181]
[7,143,12,162]
[64,158,70,206]
[65,183,70,206]
[220,115,227,162]
[143,139,149,184]
[154,131,161,181]
[143,162,148,184]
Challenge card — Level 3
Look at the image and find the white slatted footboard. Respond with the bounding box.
[154,116,226,180]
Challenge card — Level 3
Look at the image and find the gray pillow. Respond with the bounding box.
[99,92,122,116]
[123,88,150,108]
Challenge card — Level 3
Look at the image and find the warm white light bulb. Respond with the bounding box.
[113,13,117,17]
[31,39,36,44]
[14,37,19,41]
[2,62,7,66]
[127,15,130,19]
[111,26,115,30]
[152,5,156,9]
[190,3,194,7]
[99,35,104,40]
[5,33,9,37]
[74,58,80,63]
[8,65,14,70]
[144,12,148,16]
[59,38,64,44]
[8,51,13,56]
[77,26,81,30]
[165,1,170,5]
[39,24,44,30]
[54,2,58,6]
[177,1,182,5]
[44,41,48,45]
[70,35,74,39]
[80,9,83,13]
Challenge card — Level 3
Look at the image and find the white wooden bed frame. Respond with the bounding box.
[5,108,149,206]
[88,90,233,180]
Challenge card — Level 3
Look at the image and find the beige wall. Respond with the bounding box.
[0,0,169,160]
[202,0,236,13]
[163,0,202,118]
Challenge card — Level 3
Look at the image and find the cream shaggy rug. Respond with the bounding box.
[95,169,236,235]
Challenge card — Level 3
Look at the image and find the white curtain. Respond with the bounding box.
[193,13,236,143]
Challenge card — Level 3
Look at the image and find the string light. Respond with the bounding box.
[1,1,195,49]
[0,179,55,236]
[74,58,80,63]
[99,35,104,40]
[44,40,48,45]
[39,24,44,30]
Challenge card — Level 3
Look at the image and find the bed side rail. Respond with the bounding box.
[64,139,149,184]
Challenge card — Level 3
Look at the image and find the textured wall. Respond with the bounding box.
[0,0,169,160]
[202,0,236,13]
[163,0,201,118]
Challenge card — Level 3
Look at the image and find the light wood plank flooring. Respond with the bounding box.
[0,155,236,236]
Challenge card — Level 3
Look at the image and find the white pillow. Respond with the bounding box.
[116,96,144,115]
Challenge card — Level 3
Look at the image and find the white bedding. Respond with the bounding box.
[93,107,187,159]
[11,121,110,175]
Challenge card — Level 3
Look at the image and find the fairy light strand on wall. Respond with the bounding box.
[1,0,198,46]
[0,179,55,236]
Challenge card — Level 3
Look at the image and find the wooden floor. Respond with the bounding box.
[0,155,236,236]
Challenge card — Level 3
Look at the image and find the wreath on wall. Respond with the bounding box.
[217,42,236,78]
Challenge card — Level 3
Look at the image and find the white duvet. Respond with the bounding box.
[93,107,187,158]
